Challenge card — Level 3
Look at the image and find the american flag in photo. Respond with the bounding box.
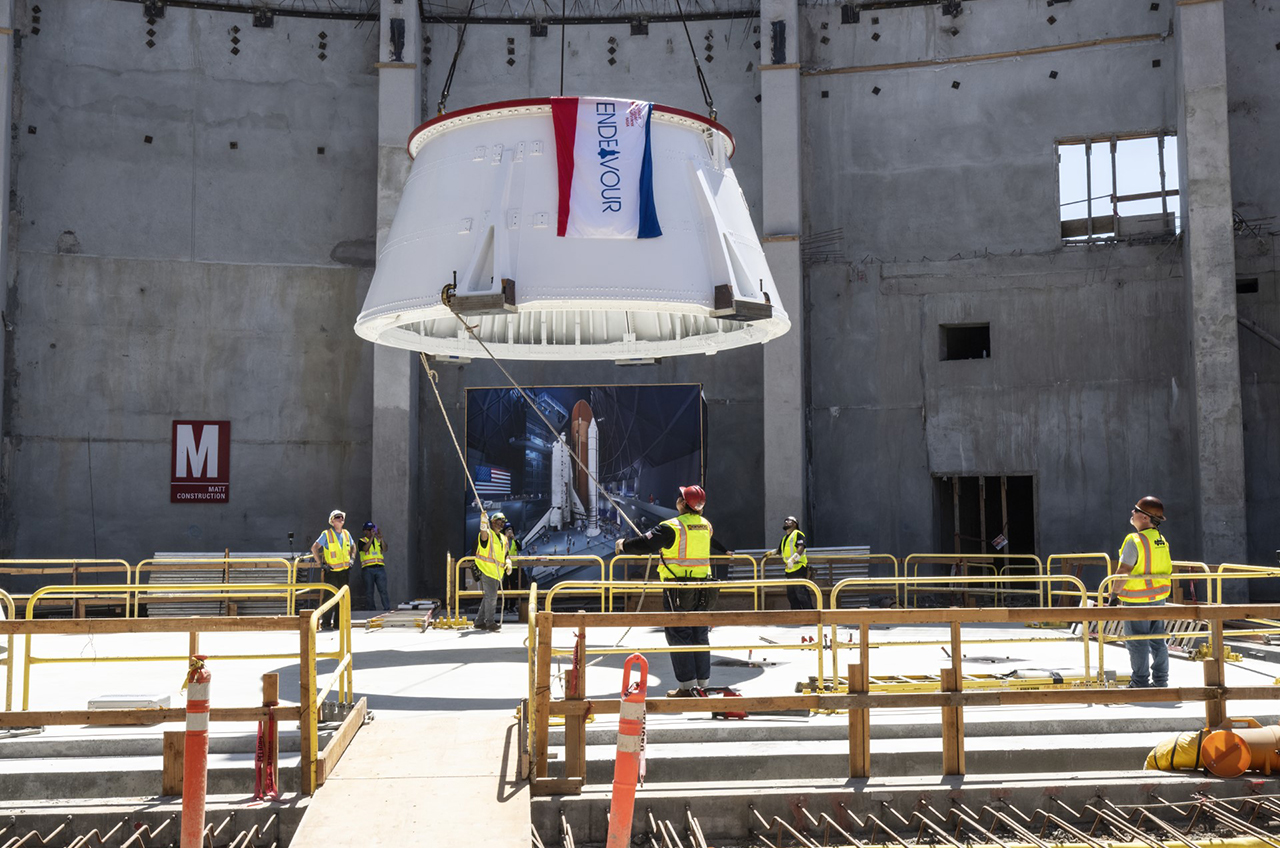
[473,465,511,497]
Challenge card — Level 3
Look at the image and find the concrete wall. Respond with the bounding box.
[799,0,1200,558]
[1,0,1276,603]
[0,0,377,567]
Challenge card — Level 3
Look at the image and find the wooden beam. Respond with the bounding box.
[162,730,185,796]
[530,776,584,797]
[300,619,318,795]
[534,612,553,780]
[564,625,587,783]
[543,604,1280,629]
[940,667,965,776]
[0,617,299,635]
[0,705,301,727]
[548,685,1280,717]
[848,662,870,779]
[317,697,367,786]
[1205,619,1227,728]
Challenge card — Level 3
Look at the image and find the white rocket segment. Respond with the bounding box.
[586,417,600,538]
[354,98,790,360]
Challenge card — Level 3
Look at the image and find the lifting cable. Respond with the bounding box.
[674,0,716,120]
[419,292,667,634]
[436,0,478,115]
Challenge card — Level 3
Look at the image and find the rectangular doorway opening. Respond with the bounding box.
[936,475,1036,556]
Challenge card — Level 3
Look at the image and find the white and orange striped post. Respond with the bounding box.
[181,655,211,848]
[605,653,648,848]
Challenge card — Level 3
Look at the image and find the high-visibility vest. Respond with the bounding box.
[658,513,713,580]
[360,537,384,568]
[780,529,807,573]
[321,529,352,571]
[1117,528,1172,604]
[475,530,508,580]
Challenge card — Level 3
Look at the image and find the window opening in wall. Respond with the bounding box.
[1237,277,1260,294]
[1057,131,1179,242]
[940,323,990,361]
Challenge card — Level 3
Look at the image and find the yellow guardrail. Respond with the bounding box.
[758,552,899,607]
[544,577,826,682]
[451,555,608,618]
[904,553,1046,608]
[300,585,354,794]
[20,582,347,712]
[606,555,759,610]
[134,557,298,616]
[0,560,134,617]
[1045,553,1112,607]
[830,574,1092,687]
[0,588,13,711]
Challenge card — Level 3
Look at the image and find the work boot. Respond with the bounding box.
[668,688,697,697]
[1126,679,1150,689]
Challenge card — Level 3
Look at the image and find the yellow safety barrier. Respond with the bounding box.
[20,582,348,712]
[450,555,608,620]
[544,577,826,685]
[904,553,1046,609]
[527,601,1280,793]
[606,555,759,610]
[134,557,298,616]
[0,588,14,711]
[1046,553,1112,607]
[300,585,355,793]
[0,559,133,618]
[759,552,899,608]
[829,574,1092,688]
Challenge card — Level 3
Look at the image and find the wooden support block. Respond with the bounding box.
[317,697,367,786]
[162,730,185,795]
[1205,618,1227,728]
[530,776,584,797]
[564,625,587,782]
[848,662,870,779]
[940,667,966,776]
[534,612,553,780]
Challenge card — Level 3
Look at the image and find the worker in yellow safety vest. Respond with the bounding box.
[778,516,811,610]
[1110,496,1172,688]
[615,485,732,696]
[473,511,510,632]
[310,509,354,630]
[359,522,390,612]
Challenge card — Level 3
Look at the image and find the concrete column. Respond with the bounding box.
[1175,0,1247,583]
[0,1,14,495]
[760,0,807,540]
[373,0,422,604]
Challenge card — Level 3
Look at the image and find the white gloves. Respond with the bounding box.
[787,553,800,567]
[615,539,625,554]
[480,515,491,534]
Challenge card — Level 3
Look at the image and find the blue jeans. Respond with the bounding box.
[363,566,390,611]
[1123,601,1168,687]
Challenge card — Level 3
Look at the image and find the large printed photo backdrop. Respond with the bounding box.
[464,384,705,579]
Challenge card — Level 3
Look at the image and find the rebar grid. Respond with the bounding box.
[0,813,279,848]
[531,793,1280,848]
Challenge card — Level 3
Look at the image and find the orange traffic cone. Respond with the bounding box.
[605,653,648,848]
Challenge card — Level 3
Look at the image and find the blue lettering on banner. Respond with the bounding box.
[595,102,623,213]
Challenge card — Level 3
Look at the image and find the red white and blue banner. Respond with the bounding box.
[551,97,662,239]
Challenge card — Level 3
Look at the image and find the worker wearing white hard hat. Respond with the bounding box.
[778,515,812,611]
[473,511,510,632]
[310,509,354,630]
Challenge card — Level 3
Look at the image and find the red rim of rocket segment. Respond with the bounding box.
[407,97,736,160]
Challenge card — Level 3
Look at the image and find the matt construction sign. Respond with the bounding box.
[171,420,231,503]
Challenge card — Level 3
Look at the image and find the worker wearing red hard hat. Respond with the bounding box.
[1110,496,1172,688]
[615,485,731,696]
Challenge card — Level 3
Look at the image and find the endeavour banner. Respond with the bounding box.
[551,97,662,239]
